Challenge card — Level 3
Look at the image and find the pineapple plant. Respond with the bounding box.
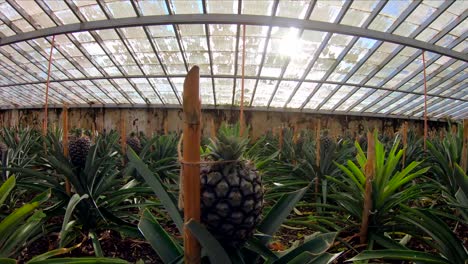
[68,129,91,168]
[320,131,333,153]
[200,124,263,247]
[126,132,142,154]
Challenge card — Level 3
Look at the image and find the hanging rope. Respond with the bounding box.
[240,24,246,137]
[43,35,56,136]
[422,51,428,152]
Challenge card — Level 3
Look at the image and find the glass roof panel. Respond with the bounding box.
[304,84,337,109]
[320,85,354,110]
[0,3,465,119]
[252,80,278,107]
[172,0,203,14]
[270,81,299,108]
[277,1,310,19]
[233,79,255,106]
[215,78,233,105]
[138,0,168,16]
[206,0,237,14]
[335,87,371,111]
[242,0,274,16]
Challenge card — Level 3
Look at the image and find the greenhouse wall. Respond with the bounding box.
[0,108,450,139]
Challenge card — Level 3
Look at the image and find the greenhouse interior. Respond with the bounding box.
[0,0,467,263]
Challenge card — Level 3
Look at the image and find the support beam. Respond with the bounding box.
[1,14,466,61]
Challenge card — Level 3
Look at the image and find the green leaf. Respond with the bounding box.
[28,243,82,262]
[349,250,450,264]
[0,258,16,264]
[28,257,129,264]
[60,194,89,248]
[0,201,43,243]
[399,208,468,262]
[128,148,183,234]
[275,232,336,264]
[258,187,308,245]
[454,163,468,196]
[138,209,182,264]
[0,210,45,257]
[0,176,15,205]
[185,219,232,264]
[89,231,103,257]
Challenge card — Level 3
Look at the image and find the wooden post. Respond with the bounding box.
[164,116,169,135]
[461,119,468,172]
[43,35,56,136]
[62,105,71,195]
[360,131,375,244]
[240,24,246,137]
[422,52,428,152]
[293,119,299,144]
[210,117,216,139]
[402,121,408,169]
[315,120,321,196]
[183,66,201,264]
[279,126,284,151]
[120,110,127,164]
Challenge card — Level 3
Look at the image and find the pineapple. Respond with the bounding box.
[200,127,263,247]
[69,130,91,168]
[126,132,142,154]
[320,132,333,153]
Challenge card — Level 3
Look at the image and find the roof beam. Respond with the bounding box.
[1,14,465,61]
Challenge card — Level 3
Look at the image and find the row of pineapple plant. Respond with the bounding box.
[0,122,466,263]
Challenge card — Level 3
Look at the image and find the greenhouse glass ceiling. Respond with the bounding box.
[0,0,466,120]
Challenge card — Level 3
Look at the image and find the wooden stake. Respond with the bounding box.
[315,120,321,196]
[461,119,468,172]
[62,105,71,195]
[164,116,169,135]
[293,119,299,144]
[210,117,216,139]
[422,52,428,152]
[182,66,201,264]
[279,126,284,151]
[43,35,56,136]
[402,121,408,169]
[360,131,375,244]
[120,110,127,164]
[240,24,246,137]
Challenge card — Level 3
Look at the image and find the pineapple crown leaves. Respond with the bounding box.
[206,123,250,161]
[207,133,249,161]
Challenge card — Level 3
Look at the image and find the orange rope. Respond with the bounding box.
[240,24,246,136]
[422,51,428,152]
[43,35,56,136]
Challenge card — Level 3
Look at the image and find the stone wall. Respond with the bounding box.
[0,108,450,140]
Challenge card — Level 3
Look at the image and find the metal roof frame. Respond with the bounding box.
[0,1,465,120]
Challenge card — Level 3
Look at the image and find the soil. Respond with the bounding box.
[17,230,162,264]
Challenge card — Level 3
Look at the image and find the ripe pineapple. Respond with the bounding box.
[126,132,142,154]
[69,131,91,168]
[200,129,263,247]
[320,133,333,153]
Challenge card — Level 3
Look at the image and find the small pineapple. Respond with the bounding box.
[69,129,91,168]
[126,132,142,154]
[320,131,333,153]
[200,125,263,247]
